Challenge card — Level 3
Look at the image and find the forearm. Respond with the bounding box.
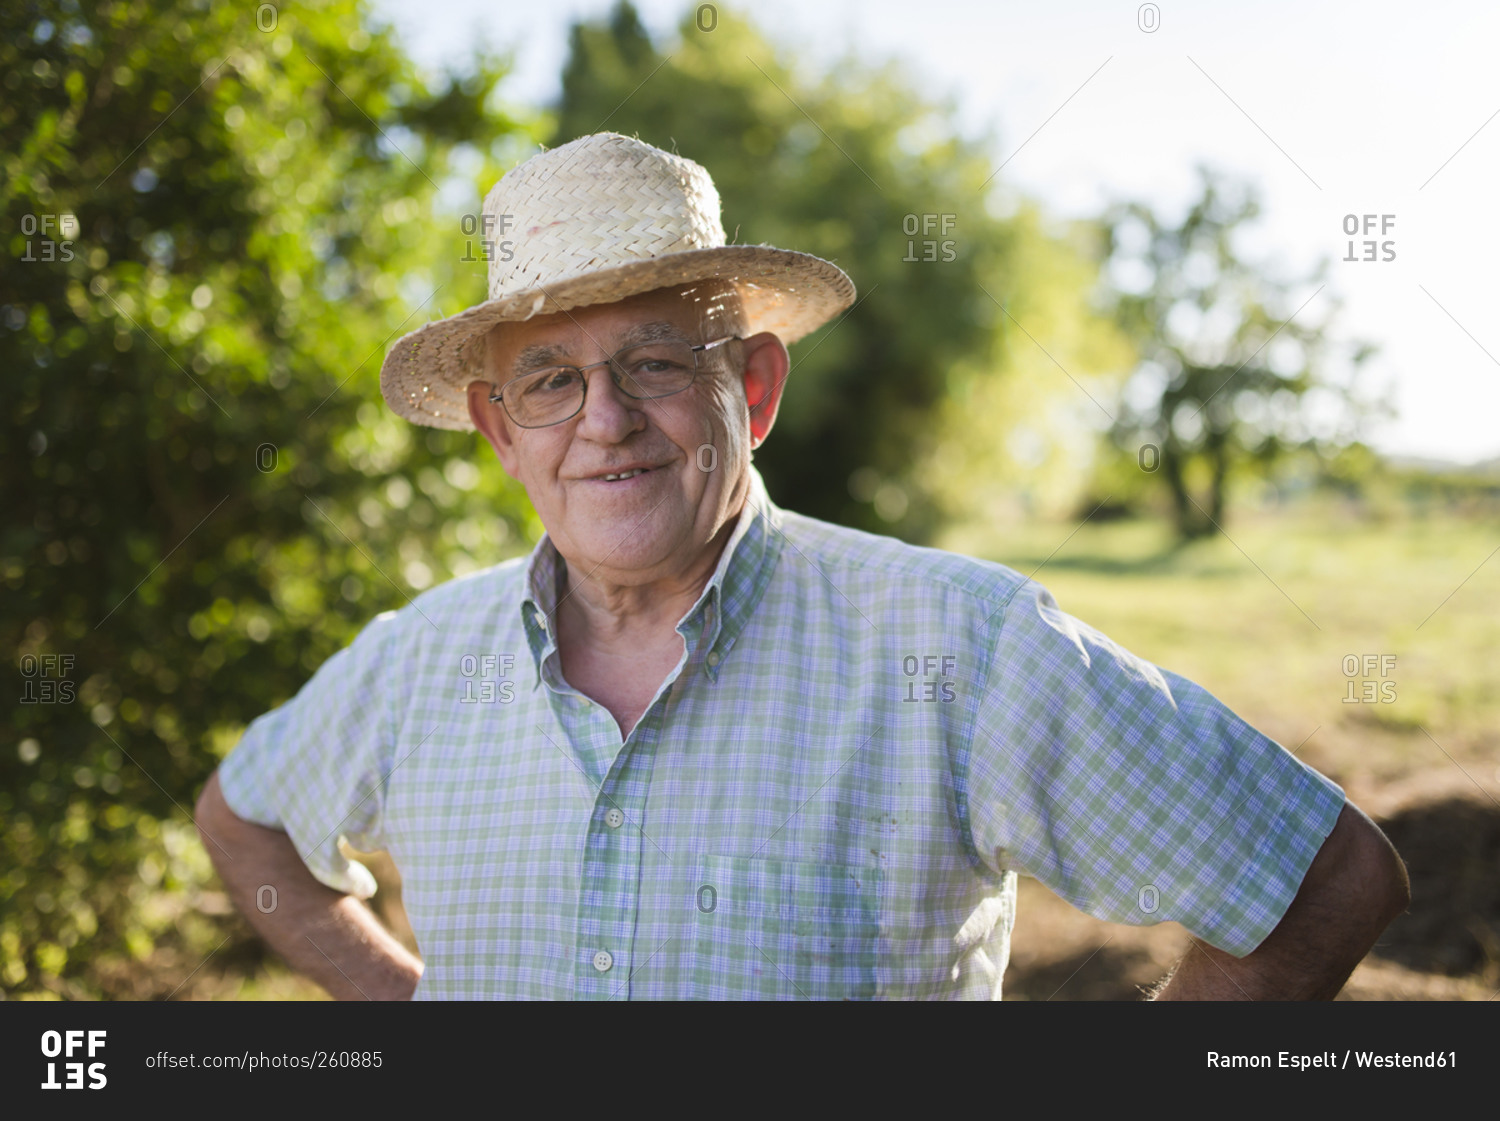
[1152,802,1409,1001]
[195,771,422,1001]
[1152,936,1349,1001]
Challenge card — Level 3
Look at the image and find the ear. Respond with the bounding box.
[739,332,790,448]
[467,380,520,476]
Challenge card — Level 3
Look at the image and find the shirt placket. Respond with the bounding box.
[572,607,711,999]
[572,684,679,999]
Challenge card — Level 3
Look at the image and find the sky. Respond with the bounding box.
[369,0,1500,465]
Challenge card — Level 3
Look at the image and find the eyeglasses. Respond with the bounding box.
[488,335,742,429]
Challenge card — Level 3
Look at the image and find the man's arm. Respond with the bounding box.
[194,771,422,1001]
[1152,801,1409,1000]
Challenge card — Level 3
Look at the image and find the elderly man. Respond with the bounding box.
[196,132,1407,1000]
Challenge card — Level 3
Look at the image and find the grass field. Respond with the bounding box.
[180,508,1500,1000]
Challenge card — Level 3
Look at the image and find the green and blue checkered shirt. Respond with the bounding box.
[219,467,1345,999]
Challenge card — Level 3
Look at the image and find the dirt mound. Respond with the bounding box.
[1373,795,1500,979]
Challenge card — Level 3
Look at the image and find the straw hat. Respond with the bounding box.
[378,132,857,429]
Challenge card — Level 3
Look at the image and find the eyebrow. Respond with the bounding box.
[510,321,689,375]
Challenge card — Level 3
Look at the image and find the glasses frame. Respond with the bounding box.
[488,334,743,429]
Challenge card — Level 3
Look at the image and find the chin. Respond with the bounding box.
[578,532,683,576]
[571,501,687,556]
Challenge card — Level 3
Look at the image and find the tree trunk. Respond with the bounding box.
[1161,440,1209,540]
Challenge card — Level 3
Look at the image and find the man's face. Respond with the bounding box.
[466,284,787,584]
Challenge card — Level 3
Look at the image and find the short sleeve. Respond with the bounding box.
[967,580,1345,957]
[216,613,404,898]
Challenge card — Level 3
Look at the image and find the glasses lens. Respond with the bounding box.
[505,367,584,427]
[612,341,698,399]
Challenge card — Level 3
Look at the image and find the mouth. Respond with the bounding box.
[585,462,663,483]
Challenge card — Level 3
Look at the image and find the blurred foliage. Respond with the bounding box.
[1091,167,1381,539]
[916,208,1134,525]
[1,0,536,997]
[552,2,1127,538]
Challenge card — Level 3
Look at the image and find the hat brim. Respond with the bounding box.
[378,245,855,430]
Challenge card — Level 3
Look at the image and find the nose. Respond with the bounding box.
[573,361,646,443]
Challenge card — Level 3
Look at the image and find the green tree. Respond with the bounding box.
[1098,168,1376,539]
[2,0,534,997]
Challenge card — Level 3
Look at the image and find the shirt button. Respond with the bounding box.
[592,950,613,973]
[706,651,720,667]
[604,808,625,829]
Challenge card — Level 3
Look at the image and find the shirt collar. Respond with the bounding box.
[519,466,784,683]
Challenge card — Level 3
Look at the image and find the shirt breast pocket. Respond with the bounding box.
[690,854,884,1000]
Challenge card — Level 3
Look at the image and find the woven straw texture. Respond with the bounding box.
[379,132,856,429]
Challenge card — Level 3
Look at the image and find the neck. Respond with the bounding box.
[554,504,745,648]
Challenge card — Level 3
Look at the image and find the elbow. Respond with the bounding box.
[1314,802,1409,938]
[1374,832,1411,926]
[194,769,221,831]
[194,770,235,867]
[1351,807,1410,929]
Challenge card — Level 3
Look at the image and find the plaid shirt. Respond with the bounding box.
[219,467,1344,999]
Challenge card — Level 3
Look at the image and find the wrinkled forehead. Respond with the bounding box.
[484,280,743,379]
